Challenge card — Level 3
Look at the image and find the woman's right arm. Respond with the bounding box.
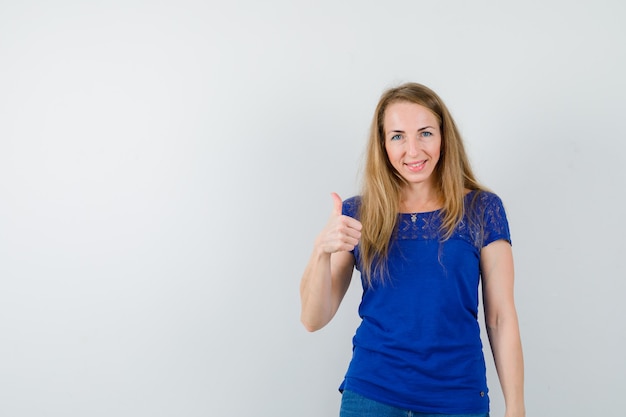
[299,193,362,332]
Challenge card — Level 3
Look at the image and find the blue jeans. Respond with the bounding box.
[339,390,489,417]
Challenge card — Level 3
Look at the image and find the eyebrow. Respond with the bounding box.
[387,126,435,134]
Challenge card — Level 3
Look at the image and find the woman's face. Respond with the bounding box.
[383,101,442,190]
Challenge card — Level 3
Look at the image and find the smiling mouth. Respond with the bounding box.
[406,161,426,170]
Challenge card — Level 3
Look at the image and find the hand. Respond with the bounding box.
[316,193,362,254]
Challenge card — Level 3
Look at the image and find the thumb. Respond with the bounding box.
[330,192,343,216]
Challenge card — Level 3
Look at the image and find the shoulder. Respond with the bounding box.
[342,195,361,219]
[466,189,505,208]
[464,190,508,220]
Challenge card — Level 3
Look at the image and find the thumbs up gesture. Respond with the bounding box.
[316,193,363,254]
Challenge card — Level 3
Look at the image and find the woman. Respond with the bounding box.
[300,83,525,417]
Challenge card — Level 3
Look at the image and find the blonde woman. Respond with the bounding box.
[300,83,525,417]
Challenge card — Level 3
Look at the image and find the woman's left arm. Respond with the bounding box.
[481,239,525,417]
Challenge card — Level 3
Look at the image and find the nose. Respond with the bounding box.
[407,138,420,157]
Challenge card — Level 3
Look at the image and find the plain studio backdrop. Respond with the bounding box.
[1,1,625,416]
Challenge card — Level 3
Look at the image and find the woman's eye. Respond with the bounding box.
[391,134,402,141]
[421,131,432,137]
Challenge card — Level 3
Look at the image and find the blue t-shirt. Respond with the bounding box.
[339,191,511,414]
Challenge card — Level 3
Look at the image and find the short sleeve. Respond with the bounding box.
[342,196,361,219]
[481,192,511,247]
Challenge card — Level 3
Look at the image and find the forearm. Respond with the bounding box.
[487,313,525,417]
[300,248,335,332]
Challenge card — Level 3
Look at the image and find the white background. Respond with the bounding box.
[1,1,625,416]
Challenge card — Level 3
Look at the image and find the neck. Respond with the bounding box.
[400,185,442,213]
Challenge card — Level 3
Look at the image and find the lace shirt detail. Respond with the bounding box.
[343,190,510,249]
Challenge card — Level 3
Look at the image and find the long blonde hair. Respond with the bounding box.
[359,82,484,285]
